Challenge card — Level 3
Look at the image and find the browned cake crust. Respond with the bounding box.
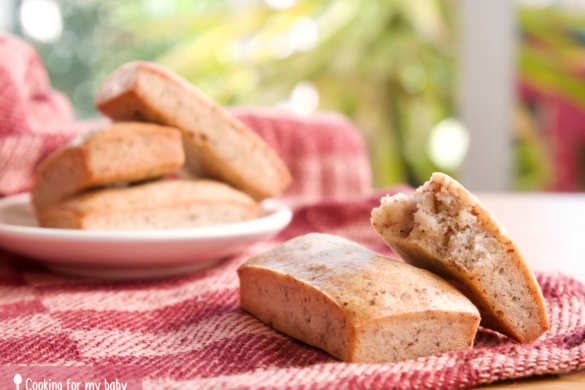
[371,172,549,343]
[95,61,292,200]
[32,122,184,214]
[238,233,480,363]
[39,179,258,230]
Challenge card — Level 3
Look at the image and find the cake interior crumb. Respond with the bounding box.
[372,179,543,340]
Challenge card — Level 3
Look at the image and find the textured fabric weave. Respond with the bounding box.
[1,196,585,389]
[0,34,78,196]
[0,34,584,390]
[233,107,372,205]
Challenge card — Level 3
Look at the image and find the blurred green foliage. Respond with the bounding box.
[18,1,585,190]
[516,6,585,190]
[16,0,456,188]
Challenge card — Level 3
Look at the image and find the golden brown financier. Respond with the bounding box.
[39,179,258,230]
[32,122,184,214]
[238,233,480,363]
[95,61,292,200]
[371,172,549,343]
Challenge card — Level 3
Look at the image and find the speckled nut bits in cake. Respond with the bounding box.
[371,172,549,343]
[32,122,184,214]
[95,61,292,201]
[238,233,480,363]
[39,179,258,230]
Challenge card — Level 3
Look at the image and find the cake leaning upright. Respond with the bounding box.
[371,172,549,343]
[95,61,292,200]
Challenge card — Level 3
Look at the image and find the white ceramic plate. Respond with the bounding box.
[0,194,292,279]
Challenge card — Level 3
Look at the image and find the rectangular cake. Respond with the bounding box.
[238,233,480,363]
[39,179,258,230]
[96,61,292,200]
[32,122,184,214]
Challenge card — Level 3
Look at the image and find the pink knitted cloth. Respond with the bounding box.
[0,34,584,389]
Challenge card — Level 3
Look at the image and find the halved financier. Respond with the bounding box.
[371,172,549,343]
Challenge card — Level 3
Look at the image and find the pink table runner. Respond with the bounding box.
[1,33,584,389]
[1,196,584,389]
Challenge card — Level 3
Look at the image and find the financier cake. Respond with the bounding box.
[238,233,480,363]
[39,179,258,230]
[32,122,184,214]
[95,61,292,200]
[371,172,549,343]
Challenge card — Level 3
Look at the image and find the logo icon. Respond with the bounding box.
[13,374,22,390]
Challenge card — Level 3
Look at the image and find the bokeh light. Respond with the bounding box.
[288,17,318,52]
[277,81,320,115]
[428,118,469,170]
[19,0,63,43]
[265,0,297,11]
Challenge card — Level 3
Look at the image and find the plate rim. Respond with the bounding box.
[0,193,293,242]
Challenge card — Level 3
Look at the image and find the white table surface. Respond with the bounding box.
[477,193,585,284]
